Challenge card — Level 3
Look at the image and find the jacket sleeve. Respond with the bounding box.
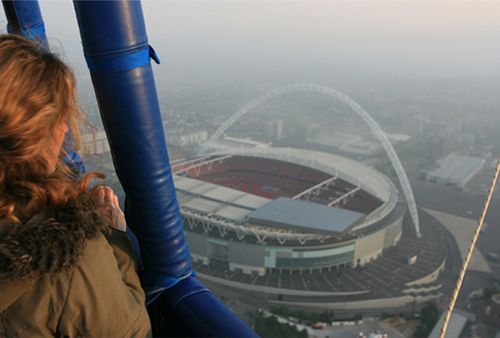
[106,229,145,305]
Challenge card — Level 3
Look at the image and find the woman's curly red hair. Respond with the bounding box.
[0,34,99,223]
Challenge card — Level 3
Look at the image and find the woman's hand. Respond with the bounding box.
[92,185,127,232]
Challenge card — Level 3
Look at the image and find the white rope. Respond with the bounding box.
[440,160,500,338]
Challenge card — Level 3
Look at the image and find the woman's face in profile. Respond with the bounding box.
[44,121,68,173]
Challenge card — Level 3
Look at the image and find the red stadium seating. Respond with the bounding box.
[185,156,383,213]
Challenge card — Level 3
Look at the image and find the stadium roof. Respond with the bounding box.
[247,197,364,235]
[428,153,485,186]
[174,175,270,222]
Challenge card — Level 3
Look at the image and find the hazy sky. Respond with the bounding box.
[1,1,500,81]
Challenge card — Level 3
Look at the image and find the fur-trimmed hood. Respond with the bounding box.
[0,192,110,281]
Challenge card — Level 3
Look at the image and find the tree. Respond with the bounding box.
[254,312,307,338]
[414,304,439,338]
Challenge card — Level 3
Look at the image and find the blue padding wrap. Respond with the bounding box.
[146,271,196,306]
[73,1,192,293]
[159,275,210,315]
[7,21,46,41]
[1,0,48,49]
[63,133,86,175]
[158,276,259,337]
[63,150,86,176]
[84,44,160,74]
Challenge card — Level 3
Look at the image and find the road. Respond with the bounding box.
[410,179,500,273]
[311,319,405,338]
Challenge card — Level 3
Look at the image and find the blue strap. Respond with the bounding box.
[85,44,160,74]
[7,22,46,41]
[63,150,86,176]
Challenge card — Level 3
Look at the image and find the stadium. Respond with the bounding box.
[172,147,456,315]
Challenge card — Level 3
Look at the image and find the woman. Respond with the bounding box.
[0,34,151,336]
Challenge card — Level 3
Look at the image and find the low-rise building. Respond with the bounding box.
[426,153,485,188]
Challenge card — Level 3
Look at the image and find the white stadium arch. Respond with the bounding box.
[200,84,421,238]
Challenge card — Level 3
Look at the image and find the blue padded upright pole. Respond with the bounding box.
[72,0,191,293]
[1,0,85,175]
[72,2,258,336]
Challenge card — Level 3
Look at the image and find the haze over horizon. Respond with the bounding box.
[1,1,499,84]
